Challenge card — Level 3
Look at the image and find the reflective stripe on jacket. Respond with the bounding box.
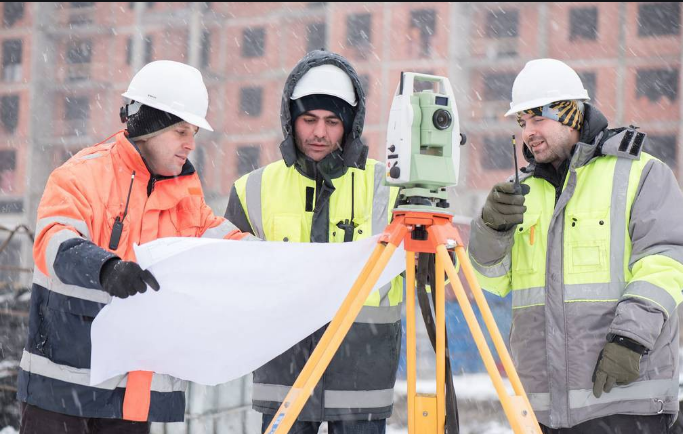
[18,131,244,422]
[469,128,683,428]
[229,158,402,421]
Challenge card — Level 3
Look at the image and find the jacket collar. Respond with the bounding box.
[112,131,148,174]
[293,146,347,181]
[568,103,609,169]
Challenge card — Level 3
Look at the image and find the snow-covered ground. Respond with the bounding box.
[386,419,511,434]
[396,373,514,400]
[388,374,514,434]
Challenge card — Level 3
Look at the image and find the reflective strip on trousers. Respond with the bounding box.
[19,350,186,393]
[252,383,394,409]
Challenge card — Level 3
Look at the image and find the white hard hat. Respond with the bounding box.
[122,60,213,131]
[291,64,357,107]
[505,58,590,117]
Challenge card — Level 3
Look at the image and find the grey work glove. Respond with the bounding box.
[592,340,643,398]
[100,259,160,299]
[481,181,530,231]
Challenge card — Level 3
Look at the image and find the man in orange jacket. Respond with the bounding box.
[17,60,253,434]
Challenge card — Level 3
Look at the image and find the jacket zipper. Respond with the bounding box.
[560,172,575,426]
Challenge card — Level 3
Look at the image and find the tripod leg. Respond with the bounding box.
[414,253,460,434]
[436,255,446,434]
[436,246,541,434]
[406,252,416,434]
[452,246,536,412]
[265,241,401,434]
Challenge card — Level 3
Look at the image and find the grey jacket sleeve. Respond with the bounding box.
[224,185,255,235]
[609,158,683,349]
[468,214,515,276]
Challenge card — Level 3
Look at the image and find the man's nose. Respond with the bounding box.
[313,120,327,138]
[183,136,196,151]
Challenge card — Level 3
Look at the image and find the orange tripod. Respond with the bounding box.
[265,209,542,434]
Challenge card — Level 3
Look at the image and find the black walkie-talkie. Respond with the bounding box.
[336,172,357,242]
[512,135,521,194]
[109,218,124,250]
[109,171,136,250]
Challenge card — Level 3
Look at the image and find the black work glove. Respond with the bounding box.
[481,181,530,231]
[100,259,160,299]
[592,337,645,398]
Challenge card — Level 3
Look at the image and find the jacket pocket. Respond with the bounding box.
[512,213,541,275]
[641,325,676,380]
[271,214,303,242]
[330,217,368,243]
[41,303,96,367]
[565,208,610,278]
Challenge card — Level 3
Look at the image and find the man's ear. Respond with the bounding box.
[134,139,148,151]
[567,125,581,140]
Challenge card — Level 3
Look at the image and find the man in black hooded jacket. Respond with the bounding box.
[224,50,401,433]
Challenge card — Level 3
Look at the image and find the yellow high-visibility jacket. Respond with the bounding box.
[470,106,683,428]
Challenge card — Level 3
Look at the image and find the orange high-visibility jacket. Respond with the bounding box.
[18,131,247,422]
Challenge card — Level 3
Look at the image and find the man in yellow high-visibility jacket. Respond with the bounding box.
[469,58,683,434]
[224,50,401,434]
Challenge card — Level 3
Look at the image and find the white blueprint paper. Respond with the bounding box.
[90,235,405,386]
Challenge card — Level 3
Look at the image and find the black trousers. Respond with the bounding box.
[541,414,670,434]
[20,403,150,434]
